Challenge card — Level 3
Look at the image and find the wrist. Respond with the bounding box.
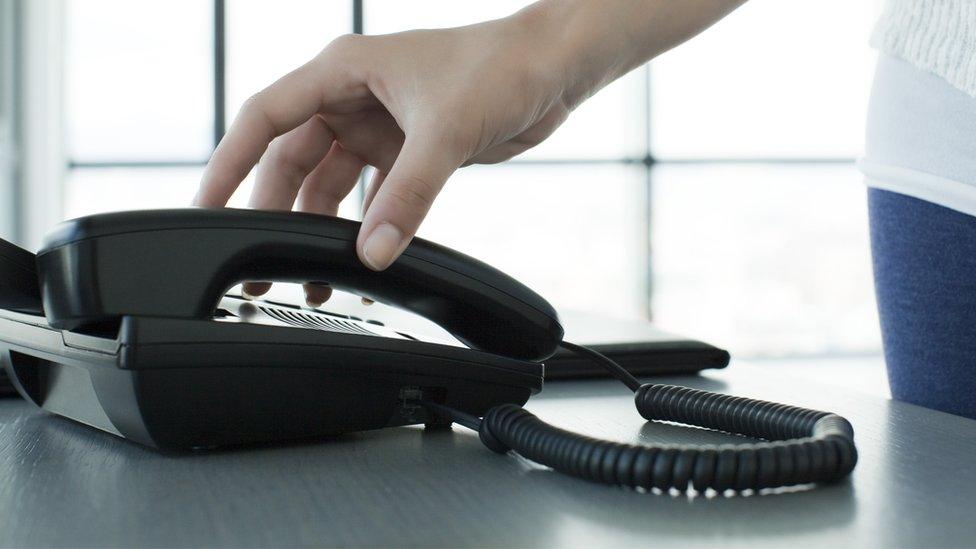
[509,0,633,107]
[510,0,746,107]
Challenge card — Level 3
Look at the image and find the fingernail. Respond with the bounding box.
[361,297,374,306]
[361,223,404,271]
[241,290,256,301]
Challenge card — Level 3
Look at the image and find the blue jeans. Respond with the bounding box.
[870,188,976,419]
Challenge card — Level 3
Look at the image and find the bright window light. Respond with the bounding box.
[64,0,213,162]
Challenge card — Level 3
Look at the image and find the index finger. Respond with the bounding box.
[194,54,360,207]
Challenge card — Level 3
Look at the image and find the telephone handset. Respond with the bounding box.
[0,209,856,494]
[37,208,563,361]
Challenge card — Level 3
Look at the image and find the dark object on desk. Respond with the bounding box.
[545,311,729,378]
[0,239,43,397]
[0,208,854,493]
[327,297,732,379]
[0,238,43,314]
[0,370,14,397]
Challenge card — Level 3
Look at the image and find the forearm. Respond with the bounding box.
[517,0,747,105]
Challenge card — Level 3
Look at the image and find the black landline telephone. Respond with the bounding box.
[0,209,856,494]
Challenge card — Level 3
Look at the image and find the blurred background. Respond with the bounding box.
[0,0,885,372]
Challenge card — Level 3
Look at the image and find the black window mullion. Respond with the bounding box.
[213,0,226,148]
[353,0,363,34]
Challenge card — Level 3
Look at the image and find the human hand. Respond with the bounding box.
[194,4,590,305]
[194,0,743,305]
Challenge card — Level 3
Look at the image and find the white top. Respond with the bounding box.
[861,4,976,217]
[872,0,976,98]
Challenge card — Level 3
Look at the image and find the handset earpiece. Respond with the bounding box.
[36,208,564,361]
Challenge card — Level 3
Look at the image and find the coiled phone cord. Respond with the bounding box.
[423,342,857,494]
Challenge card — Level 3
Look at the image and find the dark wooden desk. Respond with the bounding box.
[1,362,973,548]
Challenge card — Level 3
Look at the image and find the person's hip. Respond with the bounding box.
[859,53,976,216]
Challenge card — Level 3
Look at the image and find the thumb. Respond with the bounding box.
[357,132,461,271]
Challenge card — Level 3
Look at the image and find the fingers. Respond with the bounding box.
[323,110,404,173]
[242,139,365,306]
[357,132,461,271]
[297,141,365,306]
[361,169,386,216]
[358,169,384,301]
[303,283,333,307]
[296,141,364,215]
[195,38,370,207]
[239,116,335,302]
[242,282,272,299]
[249,115,336,210]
